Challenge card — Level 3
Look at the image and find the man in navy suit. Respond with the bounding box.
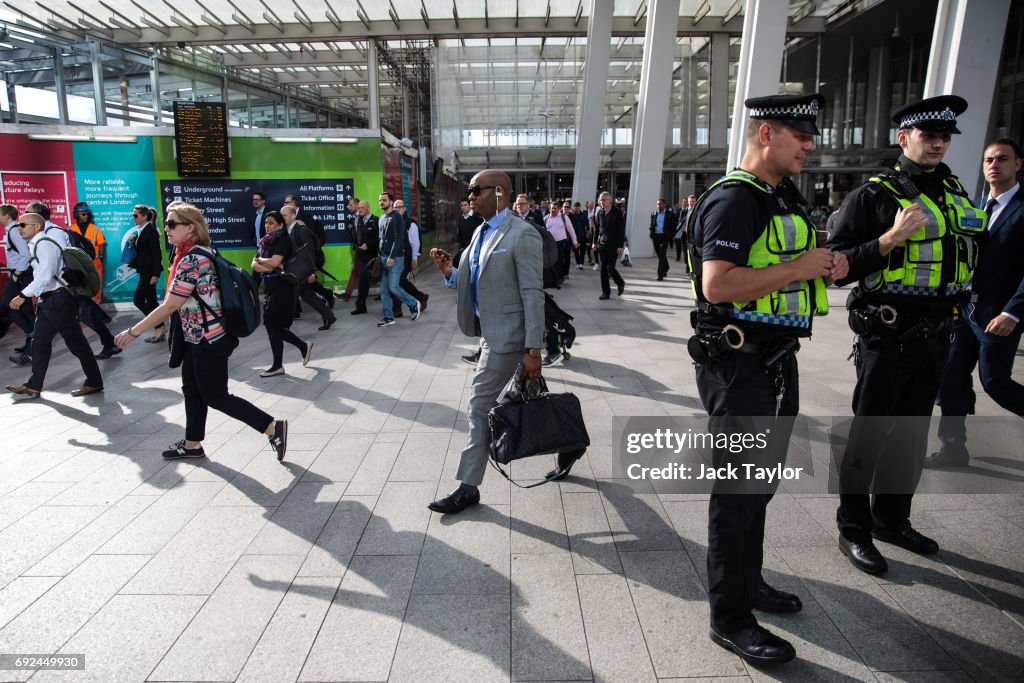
[930,137,1024,467]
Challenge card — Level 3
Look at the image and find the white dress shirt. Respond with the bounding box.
[5,224,31,272]
[407,220,420,260]
[22,231,65,298]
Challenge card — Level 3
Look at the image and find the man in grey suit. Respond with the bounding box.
[428,170,546,514]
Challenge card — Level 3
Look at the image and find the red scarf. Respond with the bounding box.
[169,238,197,282]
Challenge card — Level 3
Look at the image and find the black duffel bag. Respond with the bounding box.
[487,367,590,487]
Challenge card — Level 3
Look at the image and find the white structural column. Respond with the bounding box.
[709,32,730,149]
[924,0,1011,197]
[368,39,381,131]
[570,0,614,206]
[726,0,789,172]
[625,0,681,257]
[90,42,106,126]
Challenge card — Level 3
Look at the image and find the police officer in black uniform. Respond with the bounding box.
[688,93,847,666]
[828,96,987,575]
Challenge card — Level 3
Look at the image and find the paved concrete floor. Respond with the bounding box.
[0,256,1022,682]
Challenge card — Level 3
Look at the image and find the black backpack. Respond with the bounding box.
[65,226,97,260]
[188,247,261,337]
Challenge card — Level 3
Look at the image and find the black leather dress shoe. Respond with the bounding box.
[838,536,888,574]
[318,316,337,331]
[428,486,480,514]
[924,449,969,468]
[599,294,611,300]
[754,582,802,613]
[545,449,585,481]
[710,624,795,666]
[617,282,625,296]
[872,525,939,555]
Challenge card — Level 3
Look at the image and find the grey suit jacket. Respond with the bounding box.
[454,211,545,353]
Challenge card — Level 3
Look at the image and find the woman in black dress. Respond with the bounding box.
[251,211,312,377]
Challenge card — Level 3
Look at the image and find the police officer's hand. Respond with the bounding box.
[986,313,1018,336]
[790,248,835,280]
[881,204,927,254]
[826,251,850,284]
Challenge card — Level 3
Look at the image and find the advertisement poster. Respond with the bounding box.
[160,178,355,248]
[73,139,160,303]
[0,172,71,226]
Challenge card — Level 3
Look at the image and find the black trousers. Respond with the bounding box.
[696,351,798,632]
[133,272,160,323]
[181,335,273,442]
[573,242,587,266]
[27,289,103,391]
[652,234,670,278]
[298,282,331,321]
[263,280,307,369]
[937,317,1024,454]
[394,259,426,311]
[557,239,572,279]
[78,298,115,349]
[355,256,373,311]
[674,237,683,261]
[837,330,949,542]
[598,245,624,295]
[2,271,36,340]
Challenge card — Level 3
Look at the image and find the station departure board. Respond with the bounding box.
[173,101,230,177]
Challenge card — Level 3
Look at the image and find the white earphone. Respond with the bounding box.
[495,188,503,198]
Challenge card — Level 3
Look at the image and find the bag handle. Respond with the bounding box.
[487,454,575,489]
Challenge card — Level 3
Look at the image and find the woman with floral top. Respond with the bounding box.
[114,203,288,462]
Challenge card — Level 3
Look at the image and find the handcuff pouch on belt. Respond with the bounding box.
[687,322,800,371]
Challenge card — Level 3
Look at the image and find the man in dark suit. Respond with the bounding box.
[454,199,483,268]
[595,191,625,300]
[650,198,677,280]
[427,170,547,514]
[675,194,697,263]
[930,137,1024,467]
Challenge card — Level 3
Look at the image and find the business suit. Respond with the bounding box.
[649,209,677,279]
[935,186,1024,461]
[596,206,625,296]
[451,210,545,486]
[131,222,163,321]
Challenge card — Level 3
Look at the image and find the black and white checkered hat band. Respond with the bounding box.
[748,102,819,118]
[899,107,956,128]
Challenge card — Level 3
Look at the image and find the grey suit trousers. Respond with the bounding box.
[456,341,523,486]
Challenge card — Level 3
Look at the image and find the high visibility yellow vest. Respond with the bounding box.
[688,170,828,331]
[862,172,987,297]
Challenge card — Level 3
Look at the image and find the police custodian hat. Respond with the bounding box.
[745,93,826,135]
[891,95,968,134]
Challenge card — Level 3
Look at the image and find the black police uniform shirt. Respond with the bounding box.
[693,181,772,268]
[828,154,956,287]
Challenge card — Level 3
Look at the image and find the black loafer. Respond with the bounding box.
[545,449,586,481]
[754,582,802,614]
[428,486,480,514]
[599,294,611,300]
[872,525,939,555]
[924,449,969,468]
[838,536,888,574]
[710,624,795,666]
[319,316,337,331]
[617,282,625,296]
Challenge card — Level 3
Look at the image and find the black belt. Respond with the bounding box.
[39,289,62,300]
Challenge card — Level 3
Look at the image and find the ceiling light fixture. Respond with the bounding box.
[270,136,359,143]
[27,134,137,143]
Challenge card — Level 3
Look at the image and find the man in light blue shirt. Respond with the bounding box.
[649,198,676,281]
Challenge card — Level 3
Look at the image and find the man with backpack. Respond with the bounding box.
[283,195,334,314]
[24,202,120,361]
[5,213,103,399]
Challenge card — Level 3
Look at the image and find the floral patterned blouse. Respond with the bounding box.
[170,249,226,344]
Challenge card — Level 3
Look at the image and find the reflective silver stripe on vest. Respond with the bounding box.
[911,196,940,288]
[777,214,801,314]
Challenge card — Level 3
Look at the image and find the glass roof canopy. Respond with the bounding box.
[1,0,845,170]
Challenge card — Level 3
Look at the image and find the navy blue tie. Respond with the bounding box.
[470,223,490,312]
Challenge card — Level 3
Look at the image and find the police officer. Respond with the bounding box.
[828,95,987,574]
[688,93,846,665]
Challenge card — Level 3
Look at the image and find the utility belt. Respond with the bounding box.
[687,322,801,370]
[848,299,955,343]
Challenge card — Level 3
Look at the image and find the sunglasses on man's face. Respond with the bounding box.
[466,184,498,197]
[16,222,43,228]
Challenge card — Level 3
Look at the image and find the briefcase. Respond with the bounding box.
[487,369,590,486]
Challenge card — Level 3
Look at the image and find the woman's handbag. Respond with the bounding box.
[487,366,590,487]
[120,231,138,266]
